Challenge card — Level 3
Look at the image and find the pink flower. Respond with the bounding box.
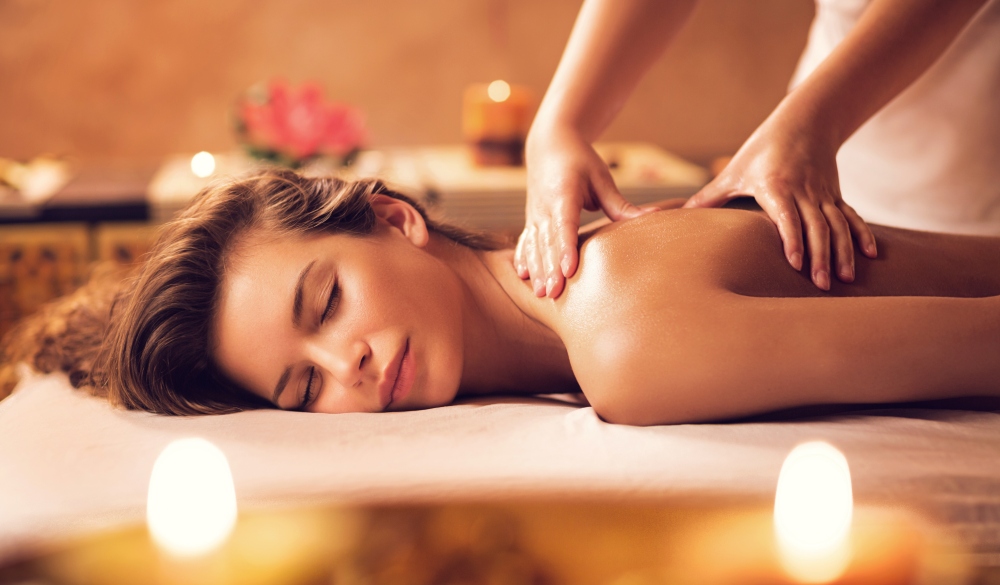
[238,79,366,163]
[322,103,367,157]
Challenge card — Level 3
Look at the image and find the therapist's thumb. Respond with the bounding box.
[593,170,648,221]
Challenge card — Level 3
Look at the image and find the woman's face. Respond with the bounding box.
[212,198,465,413]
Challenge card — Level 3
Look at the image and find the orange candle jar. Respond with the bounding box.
[462,80,534,166]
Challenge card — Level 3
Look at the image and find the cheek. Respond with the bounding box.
[391,255,464,402]
[380,250,458,318]
[429,276,465,401]
[413,261,462,331]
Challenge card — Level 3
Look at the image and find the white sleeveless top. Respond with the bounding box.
[790,0,1000,235]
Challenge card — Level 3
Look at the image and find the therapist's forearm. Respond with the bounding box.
[776,0,988,147]
[529,0,698,143]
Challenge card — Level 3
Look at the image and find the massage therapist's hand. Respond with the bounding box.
[683,115,878,290]
[517,127,653,298]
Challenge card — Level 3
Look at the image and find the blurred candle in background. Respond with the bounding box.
[147,438,237,558]
[774,441,854,583]
[190,152,216,179]
[462,80,533,166]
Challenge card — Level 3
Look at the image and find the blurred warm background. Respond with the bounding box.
[0,0,813,336]
[1,0,812,164]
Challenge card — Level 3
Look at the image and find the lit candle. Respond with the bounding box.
[656,440,936,585]
[147,438,237,558]
[462,80,534,166]
[774,441,854,583]
[190,152,216,178]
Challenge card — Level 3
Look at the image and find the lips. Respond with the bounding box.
[380,339,413,411]
[392,340,416,407]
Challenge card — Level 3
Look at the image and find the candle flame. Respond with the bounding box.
[191,151,216,178]
[774,441,853,583]
[147,438,237,557]
[487,80,511,103]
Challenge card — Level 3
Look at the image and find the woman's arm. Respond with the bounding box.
[530,0,697,144]
[518,0,699,298]
[778,0,988,149]
[686,0,990,289]
[594,292,1000,426]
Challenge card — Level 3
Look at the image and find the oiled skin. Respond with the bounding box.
[534,207,1000,425]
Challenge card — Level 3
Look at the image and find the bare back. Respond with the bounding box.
[573,206,1000,301]
[544,207,1000,424]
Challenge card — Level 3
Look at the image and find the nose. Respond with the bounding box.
[303,335,370,389]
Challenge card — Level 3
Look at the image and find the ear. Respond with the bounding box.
[370,194,430,248]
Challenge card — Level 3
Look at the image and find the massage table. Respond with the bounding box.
[1,370,999,571]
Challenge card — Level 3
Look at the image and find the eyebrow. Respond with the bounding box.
[273,259,317,405]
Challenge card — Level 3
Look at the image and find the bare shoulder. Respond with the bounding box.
[569,207,777,300]
[553,207,780,424]
[577,206,775,261]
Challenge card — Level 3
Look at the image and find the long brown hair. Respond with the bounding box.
[0,170,501,414]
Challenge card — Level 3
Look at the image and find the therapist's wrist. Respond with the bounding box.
[766,95,850,154]
[772,79,869,150]
[526,121,584,159]
[527,95,603,151]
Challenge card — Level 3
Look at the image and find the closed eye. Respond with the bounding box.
[321,281,340,324]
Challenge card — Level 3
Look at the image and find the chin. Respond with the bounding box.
[422,371,462,409]
[416,376,461,409]
[415,339,463,409]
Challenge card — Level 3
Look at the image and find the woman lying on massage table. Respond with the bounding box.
[8,170,999,425]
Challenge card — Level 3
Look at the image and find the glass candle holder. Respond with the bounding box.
[462,80,534,166]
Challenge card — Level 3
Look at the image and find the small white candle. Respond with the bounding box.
[190,152,216,178]
[462,80,534,166]
[147,438,237,558]
[487,79,512,102]
[774,441,853,583]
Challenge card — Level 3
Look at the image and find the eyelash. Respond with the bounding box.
[321,282,340,324]
[301,368,316,411]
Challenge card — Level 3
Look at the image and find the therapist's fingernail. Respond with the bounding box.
[840,265,854,281]
[815,270,830,290]
[790,252,802,271]
[545,277,556,296]
[533,278,544,296]
[561,255,571,276]
[866,243,877,257]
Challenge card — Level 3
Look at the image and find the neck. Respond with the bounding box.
[427,235,578,397]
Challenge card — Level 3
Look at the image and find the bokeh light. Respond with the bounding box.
[190,151,216,178]
[774,441,853,583]
[147,438,237,557]
[487,80,511,103]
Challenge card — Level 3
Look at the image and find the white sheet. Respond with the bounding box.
[2,371,999,566]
